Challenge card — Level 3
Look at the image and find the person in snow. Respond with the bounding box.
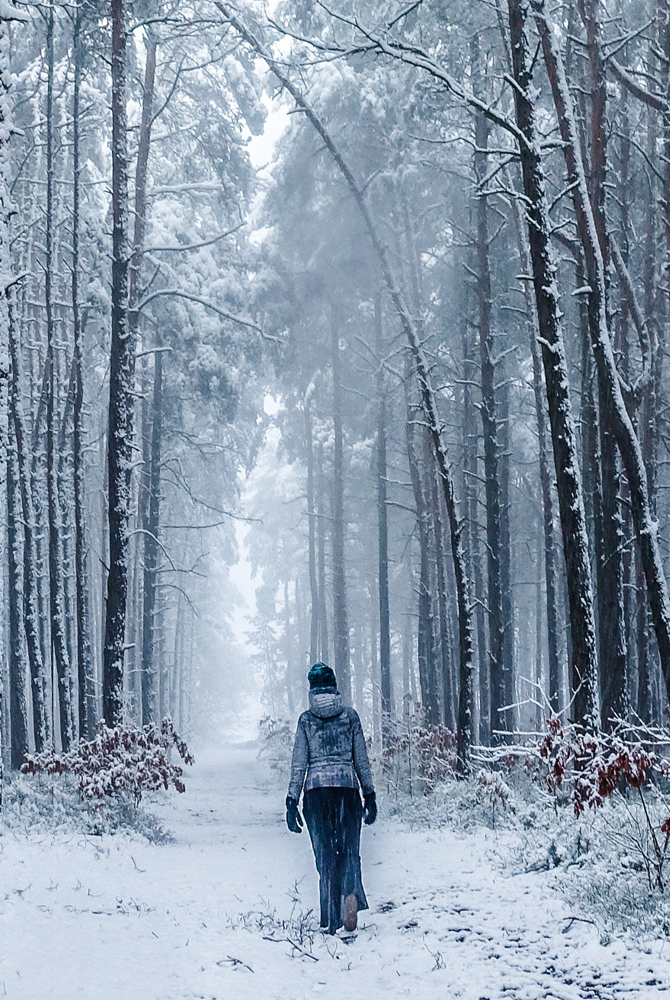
[285,662,376,935]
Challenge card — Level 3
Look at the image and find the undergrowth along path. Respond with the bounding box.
[1,744,668,999]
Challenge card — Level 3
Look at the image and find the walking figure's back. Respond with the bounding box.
[285,662,377,934]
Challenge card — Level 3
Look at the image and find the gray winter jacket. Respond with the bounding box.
[287,691,375,801]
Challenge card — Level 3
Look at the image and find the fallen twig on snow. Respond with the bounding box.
[285,936,319,960]
[261,934,319,961]
[216,955,254,972]
[561,916,597,933]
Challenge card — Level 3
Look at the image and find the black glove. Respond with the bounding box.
[286,795,303,834]
[364,791,377,826]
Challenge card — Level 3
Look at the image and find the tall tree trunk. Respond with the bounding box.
[45,6,74,749]
[305,391,319,665]
[616,87,637,711]
[132,37,158,723]
[637,98,658,719]
[581,0,628,728]
[331,304,351,701]
[72,7,96,738]
[8,294,47,750]
[535,519,544,730]
[510,196,561,715]
[462,310,488,741]
[2,6,29,764]
[375,293,393,741]
[499,371,515,728]
[508,0,599,727]
[8,435,27,767]
[429,455,455,730]
[473,75,506,739]
[405,373,440,727]
[316,439,329,661]
[103,0,131,726]
[141,348,163,723]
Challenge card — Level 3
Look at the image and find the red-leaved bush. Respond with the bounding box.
[537,718,670,888]
[539,718,658,816]
[21,718,194,806]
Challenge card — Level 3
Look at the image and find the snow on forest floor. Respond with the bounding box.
[2,744,670,1000]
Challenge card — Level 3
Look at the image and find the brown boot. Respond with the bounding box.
[343,893,358,932]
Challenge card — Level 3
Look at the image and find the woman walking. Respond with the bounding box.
[285,663,377,934]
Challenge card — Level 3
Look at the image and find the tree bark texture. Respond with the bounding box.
[72,8,96,738]
[581,0,629,728]
[8,436,27,767]
[45,8,75,749]
[8,293,47,750]
[473,87,507,740]
[103,0,131,726]
[141,349,163,724]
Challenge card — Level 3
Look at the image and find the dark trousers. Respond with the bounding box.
[303,787,368,934]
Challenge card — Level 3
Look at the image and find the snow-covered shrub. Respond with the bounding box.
[1,769,173,841]
[475,768,514,827]
[21,718,193,808]
[383,715,456,795]
[258,716,294,780]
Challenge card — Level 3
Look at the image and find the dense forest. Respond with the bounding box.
[1,0,670,777]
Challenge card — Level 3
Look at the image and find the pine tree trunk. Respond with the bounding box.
[473,89,506,740]
[617,87,637,711]
[331,304,351,701]
[131,38,158,724]
[581,0,628,728]
[8,294,47,750]
[508,0,599,727]
[141,349,162,723]
[375,293,393,740]
[1,8,27,765]
[510,197,561,715]
[72,8,96,738]
[305,394,319,665]
[535,521,544,730]
[462,311,488,741]
[45,6,74,749]
[103,0,131,726]
[499,372,515,729]
[427,438,455,730]
[8,435,27,768]
[316,439,329,661]
[405,375,440,727]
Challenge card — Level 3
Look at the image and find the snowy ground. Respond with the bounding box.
[1,744,669,1000]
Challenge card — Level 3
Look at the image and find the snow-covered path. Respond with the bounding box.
[1,744,668,1000]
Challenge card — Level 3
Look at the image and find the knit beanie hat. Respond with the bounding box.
[308,662,337,690]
